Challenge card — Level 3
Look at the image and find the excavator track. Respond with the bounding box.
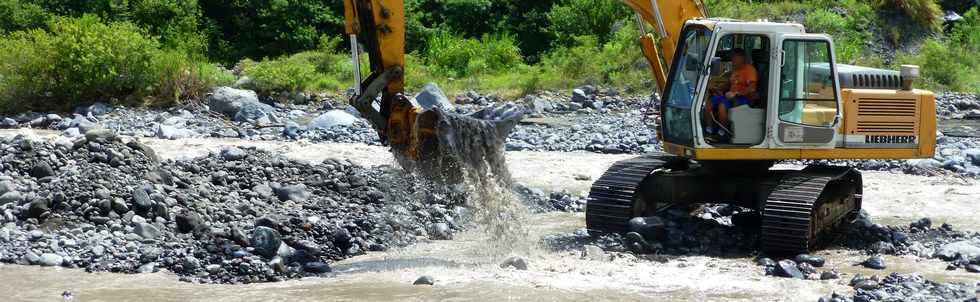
[760,166,862,255]
[586,153,684,234]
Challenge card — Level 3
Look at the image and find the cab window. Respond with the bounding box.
[778,40,838,127]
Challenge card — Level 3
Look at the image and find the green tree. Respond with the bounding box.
[546,0,630,47]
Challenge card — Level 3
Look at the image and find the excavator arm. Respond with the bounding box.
[343,0,706,181]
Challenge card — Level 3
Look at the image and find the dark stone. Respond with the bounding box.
[775,259,804,279]
[794,254,826,267]
[413,275,435,285]
[175,212,203,234]
[30,162,55,178]
[26,198,49,219]
[273,184,310,202]
[862,255,886,270]
[499,256,528,270]
[250,226,282,258]
[302,262,331,274]
[628,216,667,240]
[820,270,840,280]
[131,188,153,213]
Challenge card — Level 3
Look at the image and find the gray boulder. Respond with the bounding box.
[154,124,197,140]
[234,101,278,124]
[965,149,980,166]
[39,253,63,267]
[0,117,16,128]
[220,147,247,161]
[935,240,980,261]
[209,87,258,117]
[133,222,161,239]
[308,110,358,129]
[2,191,24,205]
[413,83,453,111]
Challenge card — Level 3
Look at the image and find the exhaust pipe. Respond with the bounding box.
[900,65,919,91]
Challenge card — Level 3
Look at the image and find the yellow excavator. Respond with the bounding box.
[342,0,937,254]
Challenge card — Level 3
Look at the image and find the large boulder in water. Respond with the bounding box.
[308,110,359,129]
[412,83,453,111]
[935,240,980,261]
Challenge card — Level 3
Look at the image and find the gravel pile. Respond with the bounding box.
[818,273,978,302]
[843,212,980,273]
[0,133,470,283]
[936,92,980,119]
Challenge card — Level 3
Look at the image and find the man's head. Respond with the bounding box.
[731,48,747,67]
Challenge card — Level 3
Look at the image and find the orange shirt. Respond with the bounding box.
[730,64,758,97]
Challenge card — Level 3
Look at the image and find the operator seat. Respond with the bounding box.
[750,50,769,108]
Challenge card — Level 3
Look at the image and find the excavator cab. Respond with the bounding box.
[660,21,843,154]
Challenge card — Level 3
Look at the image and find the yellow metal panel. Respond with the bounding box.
[619,0,706,71]
[639,34,667,95]
[694,147,926,160]
[695,148,800,160]
[917,90,937,158]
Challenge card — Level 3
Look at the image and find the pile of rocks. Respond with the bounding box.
[936,92,980,119]
[0,133,467,283]
[818,273,978,302]
[843,213,980,273]
[543,204,758,257]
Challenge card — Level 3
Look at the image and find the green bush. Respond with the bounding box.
[0,15,229,113]
[546,0,630,47]
[241,48,360,96]
[424,30,522,77]
[540,25,648,92]
[0,0,50,33]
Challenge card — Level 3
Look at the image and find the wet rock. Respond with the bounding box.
[154,124,196,140]
[628,216,667,240]
[131,188,153,213]
[797,262,817,275]
[133,222,161,239]
[175,212,203,234]
[250,226,282,258]
[0,191,22,205]
[302,262,331,274]
[775,259,804,279]
[39,253,63,267]
[273,184,310,202]
[794,254,825,267]
[30,162,55,178]
[413,275,435,285]
[861,255,886,270]
[26,198,49,219]
[137,263,156,273]
[582,245,610,261]
[965,264,980,273]
[308,110,358,129]
[820,270,840,280]
[499,256,528,270]
[853,279,879,290]
[427,222,451,240]
[220,147,247,161]
[935,240,980,261]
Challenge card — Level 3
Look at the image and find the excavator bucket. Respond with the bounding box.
[350,76,522,185]
[344,0,522,185]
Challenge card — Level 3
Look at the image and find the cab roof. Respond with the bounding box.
[687,18,807,34]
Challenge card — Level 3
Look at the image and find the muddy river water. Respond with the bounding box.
[0,130,977,301]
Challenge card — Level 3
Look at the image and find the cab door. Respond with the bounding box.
[770,35,842,148]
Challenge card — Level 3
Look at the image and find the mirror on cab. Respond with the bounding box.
[709,57,722,76]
